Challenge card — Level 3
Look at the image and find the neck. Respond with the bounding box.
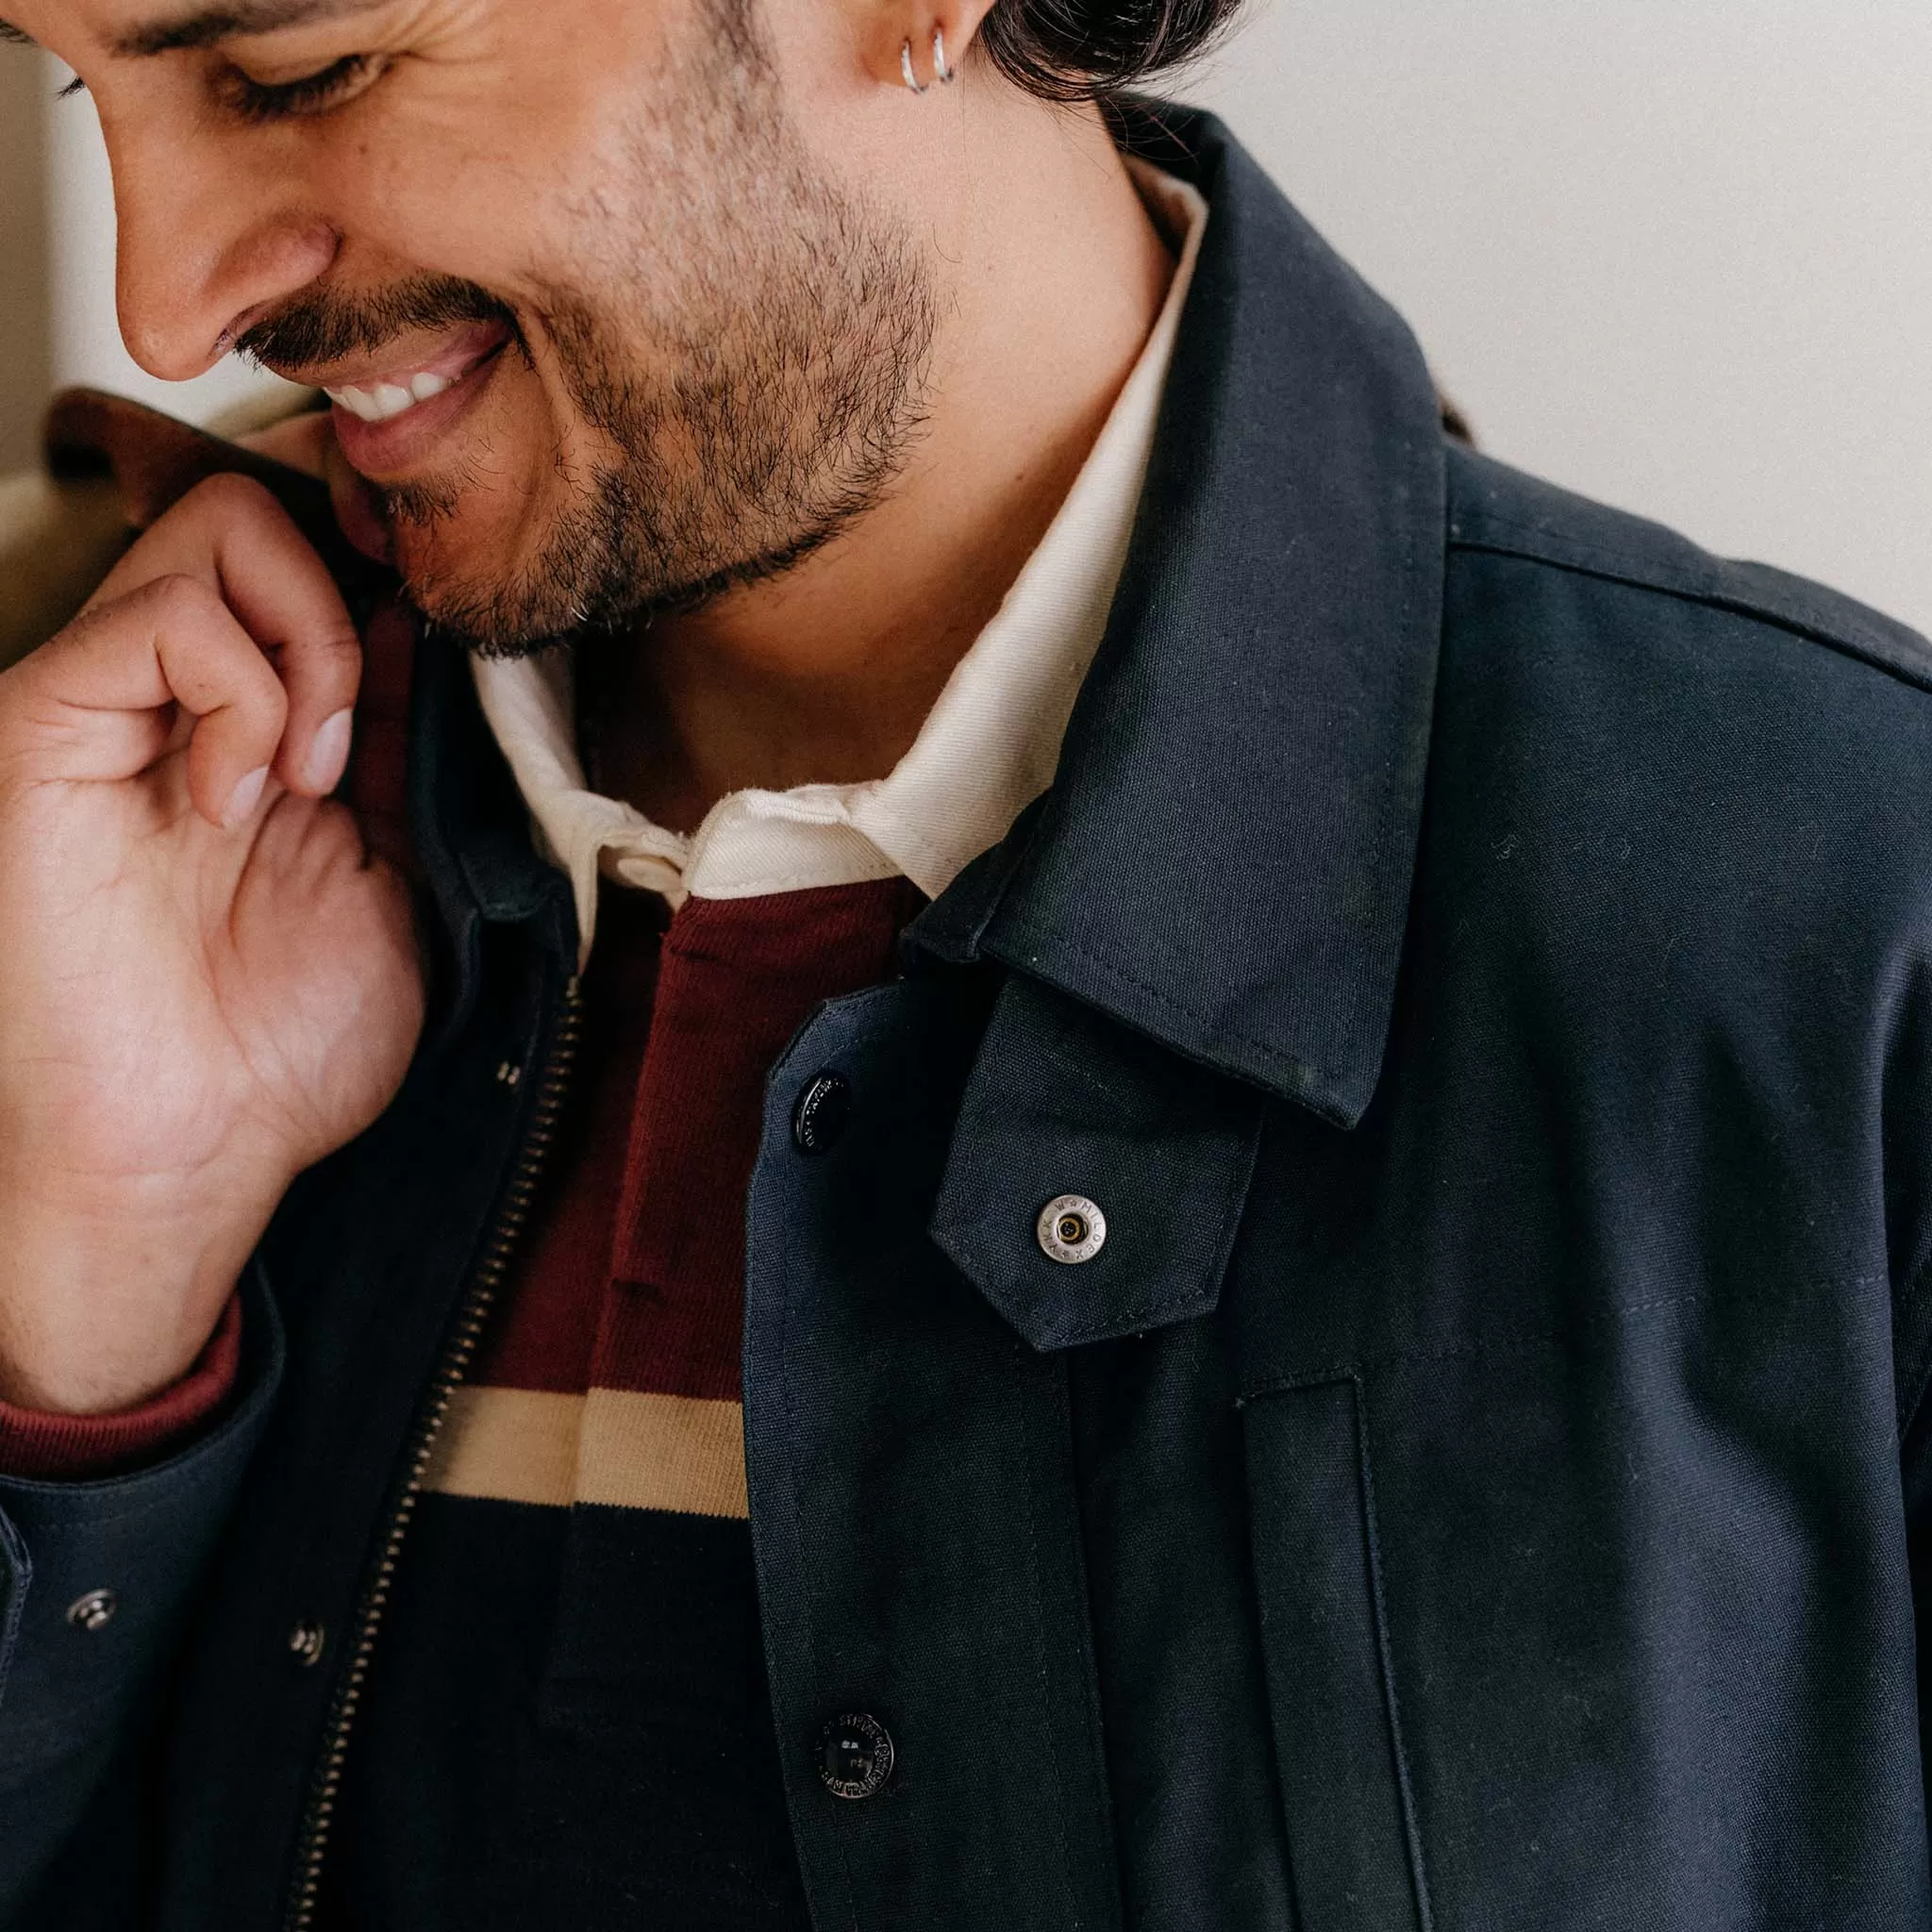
[594,90,1174,832]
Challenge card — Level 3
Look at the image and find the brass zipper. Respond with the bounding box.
[281,975,586,1931]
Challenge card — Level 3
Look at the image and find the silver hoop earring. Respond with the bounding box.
[901,40,928,93]
[933,25,955,84]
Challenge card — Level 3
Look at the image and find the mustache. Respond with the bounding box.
[236,275,520,375]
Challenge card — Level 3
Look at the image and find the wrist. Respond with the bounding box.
[0,1192,266,1415]
[0,1294,245,1476]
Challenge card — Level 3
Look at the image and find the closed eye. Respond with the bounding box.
[218,50,376,122]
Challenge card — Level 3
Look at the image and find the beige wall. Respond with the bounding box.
[0,56,51,474]
[1188,0,1932,639]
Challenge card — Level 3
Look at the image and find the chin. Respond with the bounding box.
[390,512,593,656]
[388,497,531,627]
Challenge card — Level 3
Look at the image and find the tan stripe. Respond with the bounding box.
[418,1385,749,1519]
[577,1389,749,1520]
[421,1386,582,1507]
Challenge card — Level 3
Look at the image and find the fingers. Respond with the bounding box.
[85,473,362,800]
[15,574,291,827]
[227,431,415,866]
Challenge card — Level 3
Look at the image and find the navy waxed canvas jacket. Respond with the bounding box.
[7,105,1932,1930]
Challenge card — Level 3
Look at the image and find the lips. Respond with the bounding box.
[315,317,508,420]
[308,321,515,477]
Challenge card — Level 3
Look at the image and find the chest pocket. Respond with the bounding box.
[1231,1193,1924,1932]
[1241,1376,1431,1931]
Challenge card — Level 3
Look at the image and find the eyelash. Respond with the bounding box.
[219,52,375,123]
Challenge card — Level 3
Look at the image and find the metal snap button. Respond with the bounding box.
[791,1071,852,1156]
[1037,1194,1107,1265]
[288,1619,327,1667]
[817,1711,894,1800]
[66,1588,117,1632]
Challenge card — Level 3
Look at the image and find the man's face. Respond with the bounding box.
[11,0,938,651]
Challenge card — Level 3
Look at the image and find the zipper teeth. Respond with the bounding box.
[282,977,585,1932]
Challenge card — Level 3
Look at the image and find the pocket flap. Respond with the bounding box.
[930,975,1262,1351]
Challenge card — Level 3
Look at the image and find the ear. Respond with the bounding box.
[850,0,997,92]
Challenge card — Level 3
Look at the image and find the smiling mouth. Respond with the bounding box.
[305,320,513,433]
[325,370,460,424]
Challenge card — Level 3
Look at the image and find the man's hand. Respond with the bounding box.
[0,473,425,1415]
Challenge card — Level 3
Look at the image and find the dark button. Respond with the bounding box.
[66,1588,117,1632]
[791,1071,852,1156]
[817,1711,894,1800]
[288,1619,327,1667]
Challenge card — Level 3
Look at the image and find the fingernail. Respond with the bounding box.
[224,765,270,829]
[306,708,355,792]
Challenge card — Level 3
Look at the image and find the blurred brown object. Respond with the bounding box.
[42,388,378,584]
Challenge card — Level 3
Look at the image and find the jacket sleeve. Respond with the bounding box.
[0,1266,284,1924]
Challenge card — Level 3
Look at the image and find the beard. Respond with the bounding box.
[240,0,936,657]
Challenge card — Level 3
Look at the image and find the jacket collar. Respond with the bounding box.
[910,107,1447,1130]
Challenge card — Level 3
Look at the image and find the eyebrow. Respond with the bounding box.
[0,0,382,57]
[120,0,386,54]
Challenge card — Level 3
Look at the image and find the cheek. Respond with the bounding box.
[338,172,519,288]
[325,82,566,289]
[331,50,633,280]
[385,352,600,572]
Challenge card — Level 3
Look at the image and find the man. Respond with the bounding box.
[2,0,1931,1924]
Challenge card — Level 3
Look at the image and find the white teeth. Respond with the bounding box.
[325,370,456,425]
[325,385,382,423]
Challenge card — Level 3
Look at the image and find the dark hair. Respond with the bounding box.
[978,0,1247,102]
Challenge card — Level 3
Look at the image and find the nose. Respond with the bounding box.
[108,119,337,381]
